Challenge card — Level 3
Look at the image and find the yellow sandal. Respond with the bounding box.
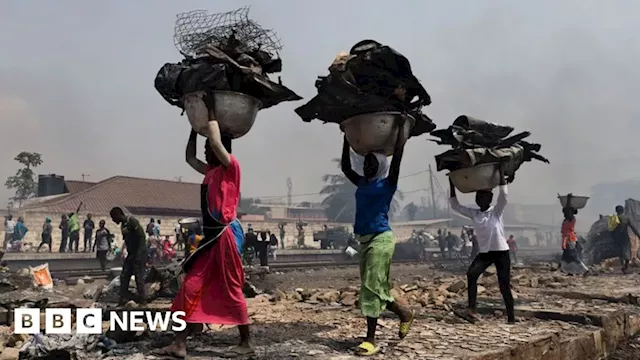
[355,341,380,356]
[399,309,416,339]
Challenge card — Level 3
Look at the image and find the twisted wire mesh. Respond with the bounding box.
[173,7,282,57]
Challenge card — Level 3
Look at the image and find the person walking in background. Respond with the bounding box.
[187,229,203,256]
[561,203,589,275]
[340,124,415,356]
[94,220,112,272]
[278,222,286,249]
[269,231,278,260]
[146,218,155,239]
[437,229,446,259]
[507,235,517,264]
[37,218,53,252]
[58,214,69,253]
[154,127,252,358]
[610,204,640,274]
[83,214,95,252]
[468,228,479,260]
[110,207,147,305]
[12,217,28,251]
[154,219,162,240]
[3,215,15,251]
[257,230,269,266]
[67,202,83,252]
[445,231,458,260]
[449,161,515,324]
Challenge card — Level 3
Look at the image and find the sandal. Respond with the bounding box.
[355,341,380,356]
[398,309,416,339]
[220,345,255,358]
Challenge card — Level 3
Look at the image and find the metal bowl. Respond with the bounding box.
[448,163,501,193]
[558,195,589,209]
[340,112,414,156]
[183,91,263,139]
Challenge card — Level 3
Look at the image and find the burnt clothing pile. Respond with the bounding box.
[431,115,549,181]
[154,41,301,110]
[294,40,436,137]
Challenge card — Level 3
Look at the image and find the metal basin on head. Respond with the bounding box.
[340,112,414,156]
[448,163,501,194]
[184,91,262,139]
[558,195,589,209]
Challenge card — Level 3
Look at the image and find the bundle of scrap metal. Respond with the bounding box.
[584,198,640,265]
[154,7,301,110]
[294,39,435,137]
[430,115,549,181]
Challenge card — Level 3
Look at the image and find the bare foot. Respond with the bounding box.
[152,344,187,358]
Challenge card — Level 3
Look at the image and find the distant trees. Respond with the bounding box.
[5,152,43,206]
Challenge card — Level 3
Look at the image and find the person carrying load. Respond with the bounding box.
[341,117,415,356]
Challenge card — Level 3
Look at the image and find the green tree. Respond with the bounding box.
[320,159,403,222]
[5,152,43,205]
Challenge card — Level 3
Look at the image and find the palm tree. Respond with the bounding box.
[320,159,403,222]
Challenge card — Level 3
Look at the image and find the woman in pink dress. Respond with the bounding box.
[154,121,252,358]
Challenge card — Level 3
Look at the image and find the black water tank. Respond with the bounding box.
[37,174,66,197]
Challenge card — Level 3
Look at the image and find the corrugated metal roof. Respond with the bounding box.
[64,180,97,194]
[24,176,201,215]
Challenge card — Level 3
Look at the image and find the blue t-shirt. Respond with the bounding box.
[354,178,396,235]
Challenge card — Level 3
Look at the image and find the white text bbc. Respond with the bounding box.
[14,308,187,334]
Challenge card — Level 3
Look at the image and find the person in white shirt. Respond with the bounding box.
[449,162,515,324]
[3,215,15,251]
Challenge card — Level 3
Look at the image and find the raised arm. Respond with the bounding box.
[207,120,231,167]
[341,136,363,185]
[449,178,474,218]
[185,130,207,175]
[75,202,83,215]
[388,116,407,187]
[494,162,508,216]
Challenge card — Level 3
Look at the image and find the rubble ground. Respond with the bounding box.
[2,262,640,359]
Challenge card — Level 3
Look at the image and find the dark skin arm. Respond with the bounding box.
[388,117,407,187]
[341,136,363,186]
[498,159,507,185]
[185,130,207,175]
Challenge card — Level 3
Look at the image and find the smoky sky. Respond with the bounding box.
[1,0,640,210]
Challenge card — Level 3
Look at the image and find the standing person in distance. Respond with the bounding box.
[109,207,147,305]
[341,117,415,356]
[37,218,53,252]
[610,204,640,274]
[94,220,112,272]
[58,214,69,253]
[154,123,252,358]
[449,161,515,324]
[83,214,95,252]
[560,201,588,275]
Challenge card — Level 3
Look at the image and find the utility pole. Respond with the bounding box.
[287,177,293,206]
[81,173,90,182]
[428,165,437,219]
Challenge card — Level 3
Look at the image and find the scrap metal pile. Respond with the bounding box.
[584,198,640,265]
[430,115,549,181]
[294,39,436,137]
[154,7,301,111]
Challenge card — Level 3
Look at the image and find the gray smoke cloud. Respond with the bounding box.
[1,0,639,213]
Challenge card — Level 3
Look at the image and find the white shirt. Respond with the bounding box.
[174,224,181,235]
[4,220,15,234]
[449,185,509,253]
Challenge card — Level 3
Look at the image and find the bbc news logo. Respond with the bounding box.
[14,308,187,334]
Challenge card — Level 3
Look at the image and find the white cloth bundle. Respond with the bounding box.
[349,149,390,181]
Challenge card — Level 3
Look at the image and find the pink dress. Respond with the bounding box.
[170,155,248,325]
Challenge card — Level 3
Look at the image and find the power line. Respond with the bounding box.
[251,168,431,200]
